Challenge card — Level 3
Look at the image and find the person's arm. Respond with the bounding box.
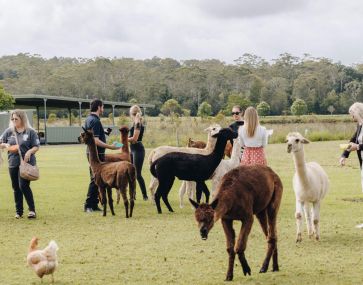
[94,137,118,150]
[128,128,140,143]
[24,146,39,163]
[92,121,118,150]
[261,127,268,148]
[0,129,10,149]
[238,127,245,147]
[342,127,359,158]
[24,130,40,162]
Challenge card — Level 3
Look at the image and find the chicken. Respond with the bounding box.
[26,237,59,283]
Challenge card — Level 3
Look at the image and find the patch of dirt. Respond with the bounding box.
[342,197,363,203]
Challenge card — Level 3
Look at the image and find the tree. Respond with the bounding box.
[257,101,270,116]
[327,105,335,115]
[223,93,251,115]
[0,84,14,111]
[160,99,183,115]
[197,101,212,117]
[291,99,308,116]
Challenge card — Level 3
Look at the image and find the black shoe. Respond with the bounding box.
[143,196,149,201]
[92,207,102,211]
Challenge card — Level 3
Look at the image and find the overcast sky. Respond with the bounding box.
[0,0,362,64]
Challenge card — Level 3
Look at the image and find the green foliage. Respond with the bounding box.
[197,101,212,118]
[291,99,308,116]
[0,84,14,111]
[47,113,57,123]
[160,99,183,115]
[223,94,251,115]
[257,101,270,116]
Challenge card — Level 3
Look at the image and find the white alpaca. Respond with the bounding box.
[178,139,242,208]
[286,132,329,242]
[148,124,221,200]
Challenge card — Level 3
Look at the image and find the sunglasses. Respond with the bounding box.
[231,112,240,115]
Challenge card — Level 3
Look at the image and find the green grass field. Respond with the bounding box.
[1,142,363,285]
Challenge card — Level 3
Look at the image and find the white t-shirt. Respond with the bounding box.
[238,125,268,148]
[358,126,363,144]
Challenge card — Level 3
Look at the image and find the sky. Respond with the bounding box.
[0,0,362,64]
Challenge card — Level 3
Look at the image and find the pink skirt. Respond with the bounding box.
[241,147,267,166]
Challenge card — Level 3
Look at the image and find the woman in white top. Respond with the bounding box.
[238,106,268,166]
[340,102,363,192]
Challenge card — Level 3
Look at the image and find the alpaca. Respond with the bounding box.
[148,124,221,199]
[80,128,136,218]
[104,126,131,162]
[150,128,237,214]
[286,132,329,242]
[187,138,206,149]
[178,139,242,208]
[189,165,283,281]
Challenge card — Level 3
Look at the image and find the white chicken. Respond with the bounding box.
[26,237,59,283]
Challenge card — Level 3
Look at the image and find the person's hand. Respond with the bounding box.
[349,143,359,151]
[24,150,32,163]
[0,143,10,149]
[109,144,120,150]
[339,157,346,166]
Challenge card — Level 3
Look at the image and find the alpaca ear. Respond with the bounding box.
[189,198,199,209]
[210,199,218,210]
[82,126,86,132]
[284,139,288,143]
[301,138,310,144]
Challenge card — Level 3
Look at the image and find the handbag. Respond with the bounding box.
[14,131,39,181]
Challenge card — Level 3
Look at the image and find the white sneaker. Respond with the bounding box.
[355,223,363,229]
[27,211,36,219]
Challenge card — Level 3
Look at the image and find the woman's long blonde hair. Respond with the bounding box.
[244,107,259,137]
[9,109,32,131]
[349,102,363,123]
[129,105,143,123]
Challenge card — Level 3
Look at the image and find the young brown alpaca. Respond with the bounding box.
[80,128,136,218]
[104,126,131,162]
[190,166,283,281]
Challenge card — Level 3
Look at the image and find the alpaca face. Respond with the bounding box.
[204,124,222,137]
[80,129,94,145]
[286,132,310,153]
[119,126,129,134]
[189,199,219,240]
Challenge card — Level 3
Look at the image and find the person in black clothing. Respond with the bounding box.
[128,105,148,200]
[84,99,120,213]
[229,105,244,145]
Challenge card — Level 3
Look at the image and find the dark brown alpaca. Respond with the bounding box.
[80,128,136,218]
[104,126,131,162]
[189,166,283,281]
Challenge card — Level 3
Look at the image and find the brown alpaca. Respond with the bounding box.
[104,126,131,162]
[189,166,283,281]
[188,138,232,158]
[187,138,206,149]
[80,128,136,218]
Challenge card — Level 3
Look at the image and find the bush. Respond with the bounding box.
[48,113,57,123]
[257,101,270,116]
[291,99,308,116]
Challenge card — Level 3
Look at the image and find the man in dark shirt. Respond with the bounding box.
[229,105,244,145]
[84,99,120,213]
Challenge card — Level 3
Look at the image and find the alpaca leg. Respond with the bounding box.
[154,189,162,214]
[235,217,253,276]
[260,205,279,273]
[312,201,321,240]
[221,219,236,281]
[196,181,210,203]
[295,200,304,242]
[116,189,121,204]
[107,187,115,216]
[196,186,202,204]
[303,203,313,238]
[256,210,268,237]
[100,187,107,216]
[149,177,158,203]
[129,184,135,218]
[179,181,187,208]
[161,177,175,213]
[51,273,54,284]
[120,190,129,218]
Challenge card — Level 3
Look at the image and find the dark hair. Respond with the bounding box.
[90,99,103,112]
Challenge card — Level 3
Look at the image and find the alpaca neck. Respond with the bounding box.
[212,136,228,161]
[120,132,129,153]
[87,138,101,168]
[205,133,217,150]
[292,149,309,184]
[230,142,241,163]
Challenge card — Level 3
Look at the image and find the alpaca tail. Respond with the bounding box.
[150,160,157,178]
[148,149,155,165]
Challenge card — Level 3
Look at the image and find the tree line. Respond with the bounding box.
[0,53,363,116]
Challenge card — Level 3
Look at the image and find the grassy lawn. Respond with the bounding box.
[0,141,363,284]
